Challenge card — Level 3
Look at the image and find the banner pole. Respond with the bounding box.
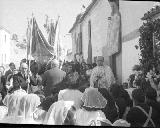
[27,14,33,93]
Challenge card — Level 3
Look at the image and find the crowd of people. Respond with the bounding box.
[0,56,160,127]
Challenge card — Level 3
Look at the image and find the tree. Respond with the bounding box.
[138,18,160,75]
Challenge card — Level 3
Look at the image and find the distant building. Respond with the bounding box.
[0,26,11,67]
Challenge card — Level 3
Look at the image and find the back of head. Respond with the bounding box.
[132,88,145,104]
[110,83,120,99]
[145,87,157,101]
[51,59,59,68]
[23,94,41,118]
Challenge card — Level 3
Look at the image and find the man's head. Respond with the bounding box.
[20,62,28,75]
[132,89,145,106]
[9,62,15,71]
[67,64,73,73]
[51,59,59,68]
[96,56,104,66]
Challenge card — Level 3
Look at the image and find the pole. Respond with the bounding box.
[27,14,34,93]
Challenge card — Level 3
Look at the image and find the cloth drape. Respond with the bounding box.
[43,100,74,125]
[82,87,107,109]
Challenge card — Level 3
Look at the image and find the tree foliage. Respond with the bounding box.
[139,18,160,74]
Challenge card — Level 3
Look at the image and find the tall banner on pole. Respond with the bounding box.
[27,17,55,63]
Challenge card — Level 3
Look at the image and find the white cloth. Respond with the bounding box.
[125,88,135,100]
[19,94,41,124]
[112,119,130,127]
[0,90,27,124]
[89,117,112,126]
[43,100,74,125]
[82,87,107,109]
[33,108,47,124]
[58,89,83,109]
[3,94,11,107]
[90,65,115,89]
[0,106,8,120]
[74,108,106,126]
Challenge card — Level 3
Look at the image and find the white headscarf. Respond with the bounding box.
[0,90,27,124]
[43,100,74,125]
[89,117,112,126]
[20,94,41,124]
[82,87,107,109]
[7,90,27,117]
[3,94,11,107]
[112,119,130,127]
[0,106,8,120]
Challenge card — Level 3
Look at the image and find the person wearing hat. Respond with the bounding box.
[90,56,115,89]
[5,62,16,80]
[11,62,31,93]
[42,59,66,97]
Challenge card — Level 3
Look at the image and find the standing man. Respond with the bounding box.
[11,62,30,93]
[5,62,16,79]
[90,56,115,89]
[42,59,66,97]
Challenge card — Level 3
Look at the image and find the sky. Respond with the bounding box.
[0,0,91,50]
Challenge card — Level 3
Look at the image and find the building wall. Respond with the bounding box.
[122,37,140,82]
[71,0,122,83]
[120,1,155,83]
[0,29,11,66]
[71,23,81,59]
[81,0,111,64]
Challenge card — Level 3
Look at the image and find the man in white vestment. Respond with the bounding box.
[90,56,115,89]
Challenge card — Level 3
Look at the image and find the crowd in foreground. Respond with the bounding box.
[0,56,160,127]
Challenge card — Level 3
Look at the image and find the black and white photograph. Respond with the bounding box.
[0,0,160,127]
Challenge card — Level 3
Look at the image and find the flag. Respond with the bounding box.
[48,16,59,46]
[27,17,54,62]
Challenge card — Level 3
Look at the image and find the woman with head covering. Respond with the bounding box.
[43,100,76,125]
[58,76,83,110]
[20,94,41,124]
[74,87,107,126]
[98,88,119,123]
[0,90,27,124]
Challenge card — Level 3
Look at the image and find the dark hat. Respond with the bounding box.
[9,62,15,67]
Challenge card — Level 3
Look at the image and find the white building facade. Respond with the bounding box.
[0,27,11,67]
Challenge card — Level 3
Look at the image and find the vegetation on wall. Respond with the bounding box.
[139,18,160,74]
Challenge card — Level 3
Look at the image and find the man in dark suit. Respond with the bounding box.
[11,62,30,93]
[42,59,66,97]
[5,62,15,79]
